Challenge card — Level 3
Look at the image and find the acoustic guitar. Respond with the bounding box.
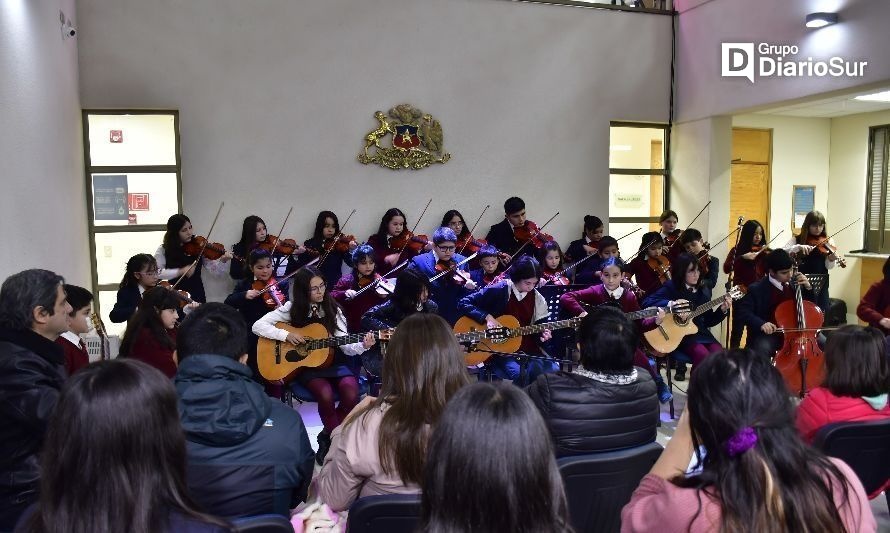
[643,286,744,354]
[89,312,110,361]
[257,322,393,382]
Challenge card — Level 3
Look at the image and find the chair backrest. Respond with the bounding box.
[813,418,890,496]
[347,493,422,533]
[557,441,663,533]
[231,513,294,533]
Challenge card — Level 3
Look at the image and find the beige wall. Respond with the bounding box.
[0,0,89,285]
[75,0,674,300]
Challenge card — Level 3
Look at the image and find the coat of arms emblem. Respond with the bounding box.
[358,104,450,170]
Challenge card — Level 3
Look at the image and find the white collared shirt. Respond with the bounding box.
[59,331,83,347]
[606,286,624,300]
[768,274,785,291]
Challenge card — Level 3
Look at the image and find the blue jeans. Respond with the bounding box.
[489,355,558,386]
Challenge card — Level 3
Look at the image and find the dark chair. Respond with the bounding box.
[347,494,422,533]
[558,442,663,533]
[813,418,890,511]
[231,513,294,533]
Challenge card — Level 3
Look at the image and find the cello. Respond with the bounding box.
[773,261,824,397]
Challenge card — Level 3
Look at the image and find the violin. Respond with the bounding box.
[433,259,473,286]
[695,244,712,276]
[252,278,287,310]
[773,262,824,397]
[304,234,357,257]
[183,236,236,261]
[646,255,671,283]
[621,276,646,300]
[662,229,682,250]
[456,234,488,255]
[390,230,430,254]
[257,235,301,256]
[512,221,554,249]
[805,235,847,268]
[157,280,195,309]
[540,268,570,286]
[350,273,395,299]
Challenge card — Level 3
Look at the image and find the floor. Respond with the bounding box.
[289,368,890,531]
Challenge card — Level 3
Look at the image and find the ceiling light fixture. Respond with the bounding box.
[805,12,838,29]
[854,91,890,103]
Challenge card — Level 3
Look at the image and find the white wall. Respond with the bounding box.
[74,0,673,300]
[0,0,88,285]
[827,109,890,316]
[675,0,890,122]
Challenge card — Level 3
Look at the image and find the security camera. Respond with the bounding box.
[62,21,76,39]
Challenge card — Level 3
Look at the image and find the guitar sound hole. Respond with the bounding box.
[284,346,309,362]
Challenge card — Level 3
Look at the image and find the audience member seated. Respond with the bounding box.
[621,349,876,533]
[0,269,69,531]
[797,325,890,444]
[14,359,230,533]
[315,313,470,512]
[527,306,659,457]
[174,303,315,519]
[54,284,94,376]
[118,286,181,377]
[420,382,573,533]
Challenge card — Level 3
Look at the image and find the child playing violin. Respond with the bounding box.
[577,235,621,286]
[118,286,181,378]
[156,214,232,303]
[224,248,289,382]
[560,257,672,404]
[469,245,504,287]
[367,208,428,271]
[680,228,719,289]
[783,211,838,312]
[300,211,357,288]
[628,232,669,296]
[564,215,604,264]
[408,227,477,325]
[485,197,553,261]
[231,215,304,280]
[659,210,683,261]
[331,244,390,333]
[110,253,161,323]
[724,220,766,348]
[537,241,570,286]
[442,209,501,267]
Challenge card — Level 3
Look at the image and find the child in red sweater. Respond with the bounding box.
[118,286,180,378]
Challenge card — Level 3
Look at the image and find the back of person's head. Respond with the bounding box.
[118,286,179,357]
[503,196,525,215]
[509,256,542,283]
[360,313,470,485]
[420,382,571,533]
[766,248,793,272]
[583,214,603,233]
[678,349,852,532]
[823,325,890,397]
[63,284,93,316]
[177,303,248,361]
[0,269,64,330]
[23,359,226,533]
[577,306,636,373]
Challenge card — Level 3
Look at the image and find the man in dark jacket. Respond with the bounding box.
[174,303,314,519]
[0,269,69,530]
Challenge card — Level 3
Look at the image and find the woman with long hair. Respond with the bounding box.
[723,219,766,347]
[622,349,876,532]
[367,207,425,271]
[420,382,573,533]
[783,210,838,312]
[17,359,230,533]
[315,313,470,512]
[118,286,181,378]
[300,211,357,288]
[156,213,231,303]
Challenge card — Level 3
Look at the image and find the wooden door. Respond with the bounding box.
[729,129,771,239]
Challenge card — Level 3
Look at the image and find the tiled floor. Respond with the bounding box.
[290,369,890,531]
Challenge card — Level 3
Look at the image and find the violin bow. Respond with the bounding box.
[317,209,357,268]
[350,259,410,299]
[808,217,860,251]
[667,201,712,251]
[562,227,643,276]
[269,206,294,256]
[429,252,479,282]
[458,205,490,255]
[392,198,433,264]
[172,201,224,291]
[624,228,664,264]
[761,229,785,249]
[509,211,560,261]
[707,226,741,253]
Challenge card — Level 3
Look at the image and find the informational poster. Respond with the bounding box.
[792,185,815,231]
[93,174,129,220]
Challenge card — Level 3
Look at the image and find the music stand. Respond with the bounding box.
[804,274,828,297]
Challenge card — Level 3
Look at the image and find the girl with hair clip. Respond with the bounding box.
[643,253,731,370]
[857,255,890,335]
[367,208,426,271]
[783,210,838,312]
[330,244,389,333]
[223,248,289,381]
[565,214,604,263]
[724,219,766,348]
[797,325,890,448]
[252,266,374,465]
[299,211,357,288]
[627,232,668,295]
[622,349,876,533]
[316,313,471,512]
[679,228,719,289]
[110,253,161,323]
[537,240,569,286]
[16,359,231,533]
[360,268,440,378]
[156,214,231,303]
[420,382,572,533]
[118,286,181,378]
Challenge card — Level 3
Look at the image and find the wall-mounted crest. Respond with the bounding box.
[358,104,450,170]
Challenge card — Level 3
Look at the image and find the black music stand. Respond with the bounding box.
[804,274,828,297]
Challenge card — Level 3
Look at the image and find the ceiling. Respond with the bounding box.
[754,88,890,118]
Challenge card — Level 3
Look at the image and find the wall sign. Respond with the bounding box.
[792,185,815,232]
[93,174,129,220]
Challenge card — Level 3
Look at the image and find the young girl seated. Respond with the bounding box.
[538,241,569,286]
[109,253,160,323]
[118,286,181,378]
[330,244,389,333]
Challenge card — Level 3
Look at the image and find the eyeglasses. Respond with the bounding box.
[138,268,161,276]
[309,282,327,293]
[437,245,456,252]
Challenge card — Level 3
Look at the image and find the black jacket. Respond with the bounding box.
[0,328,65,530]
[526,369,658,458]
[175,354,314,519]
[485,219,533,259]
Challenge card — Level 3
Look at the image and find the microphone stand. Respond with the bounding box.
[724,216,744,346]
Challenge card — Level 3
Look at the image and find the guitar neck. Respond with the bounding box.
[691,295,727,319]
[303,331,383,351]
[624,307,661,321]
[509,317,580,338]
